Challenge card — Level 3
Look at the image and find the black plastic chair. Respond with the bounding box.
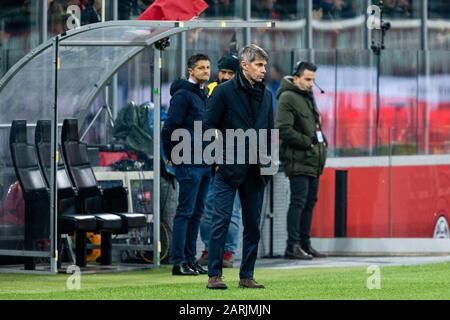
[35,120,125,266]
[61,118,147,265]
[9,120,97,269]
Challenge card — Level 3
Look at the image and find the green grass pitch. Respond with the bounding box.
[0,262,449,300]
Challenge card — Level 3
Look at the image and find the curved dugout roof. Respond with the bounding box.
[0,21,182,125]
[0,20,274,125]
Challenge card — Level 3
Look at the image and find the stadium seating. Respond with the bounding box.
[61,118,147,265]
[9,120,98,269]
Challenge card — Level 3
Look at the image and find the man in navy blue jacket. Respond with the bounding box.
[162,54,211,276]
[204,44,275,289]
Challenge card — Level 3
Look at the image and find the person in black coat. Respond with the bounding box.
[203,44,275,289]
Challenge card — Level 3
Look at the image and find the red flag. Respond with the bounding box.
[138,0,208,21]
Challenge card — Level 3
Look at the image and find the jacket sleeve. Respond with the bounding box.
[203,86,226,131]
[267,92,274,156]
[275,93,313,150]
[161,91,189,162]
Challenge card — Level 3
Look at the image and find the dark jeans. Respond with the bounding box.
[200,174,241,254]
[170,166,211,265]
[208,167,265,279]
[287,175,320,249]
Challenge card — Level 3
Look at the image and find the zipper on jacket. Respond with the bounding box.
[316,123,321,177]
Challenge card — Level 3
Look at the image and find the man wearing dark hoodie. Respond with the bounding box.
[161,54,211,276]
[275,61,327,260]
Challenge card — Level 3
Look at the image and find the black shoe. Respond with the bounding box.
[188,261,208,275]
[284,244,313,260]
[303,245,327,258]
[172,263,199,276]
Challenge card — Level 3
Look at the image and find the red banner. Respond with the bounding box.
[138,0,208,21]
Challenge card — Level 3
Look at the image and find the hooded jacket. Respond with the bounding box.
[275,76,327,177]
[161,78,209,166]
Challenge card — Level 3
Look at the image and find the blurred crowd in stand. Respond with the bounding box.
[0,0,449,79]
[203,0,239,18]
[312,0,450,20]
[313,0,359,20]
[48,0,100,34]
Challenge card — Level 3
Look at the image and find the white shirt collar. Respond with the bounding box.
[189,77,205,89]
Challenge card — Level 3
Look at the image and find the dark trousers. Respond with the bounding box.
[208,167,265,279]
[171,166,211,265]
[287,175,319,248]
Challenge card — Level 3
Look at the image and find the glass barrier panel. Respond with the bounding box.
[0,1,40,78]
[204,0,245,19]
[428,1,450,50]
[251,0,304,21]
[312,0,366,50]
[0,65,52,272]
[48,0,105,37]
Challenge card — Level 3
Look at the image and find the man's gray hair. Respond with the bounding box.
[239,44,269,64]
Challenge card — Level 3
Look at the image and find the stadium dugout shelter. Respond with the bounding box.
[0,20,275,274]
